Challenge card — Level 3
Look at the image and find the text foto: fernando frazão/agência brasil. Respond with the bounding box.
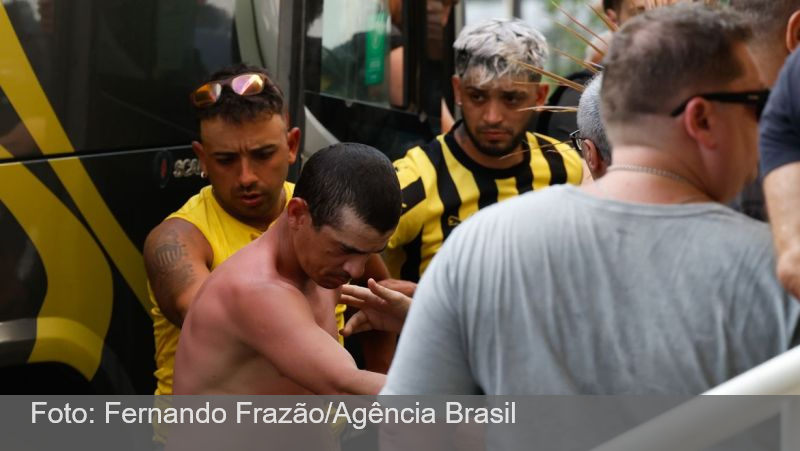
[31,401,517,429]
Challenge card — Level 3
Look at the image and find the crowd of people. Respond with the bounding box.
[144,0,800,401]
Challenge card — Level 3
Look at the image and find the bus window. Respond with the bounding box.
[2,0,240,160]
[318,0,392,106]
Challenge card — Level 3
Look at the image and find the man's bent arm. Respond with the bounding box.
[144,218,213,327]
[354,254,398,373]
[765,163,800,299]
[236,285,386,394]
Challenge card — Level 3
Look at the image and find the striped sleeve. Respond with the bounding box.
[384,149,428,279]
[390,151,428,247]
[532,132,583,186]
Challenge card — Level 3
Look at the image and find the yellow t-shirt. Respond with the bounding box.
[149,182,346,396]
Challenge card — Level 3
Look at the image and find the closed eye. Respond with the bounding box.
[214,155,236,165]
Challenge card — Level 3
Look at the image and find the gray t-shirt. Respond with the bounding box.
[382,185,799,395]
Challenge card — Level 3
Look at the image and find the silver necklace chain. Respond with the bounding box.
[601,164,711,204]
[606,164,694,186]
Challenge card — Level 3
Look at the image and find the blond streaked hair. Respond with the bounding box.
[453,18,548,86]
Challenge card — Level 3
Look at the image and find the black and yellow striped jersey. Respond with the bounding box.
[384,128,583,281]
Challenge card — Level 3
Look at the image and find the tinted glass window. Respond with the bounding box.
[2,0,240,158]
[318,0,392,106]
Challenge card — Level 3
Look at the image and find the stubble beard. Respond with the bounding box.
[461,118,527,158]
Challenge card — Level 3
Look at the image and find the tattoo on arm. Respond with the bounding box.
[150,229,197,296]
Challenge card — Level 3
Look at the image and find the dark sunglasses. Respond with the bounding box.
[569,130,584,156]
[669,89,770,120]
[191,73,274,108]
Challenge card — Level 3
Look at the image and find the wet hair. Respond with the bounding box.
[293,143,402,234]
[453,18,548,86]
[602,3,752,125]
[577,74,611,164]
[193,63,285,124]
[729,0,800,48]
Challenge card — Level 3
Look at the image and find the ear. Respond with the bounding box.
[583,139,601,173]
[682,98,716,150]
[286,126,301,164]
[535,83,550,106]
[605,9,619,26]
[286,197,310,229]
[191,140,207,172]
[451,75,462,107]
[786,10,800,52]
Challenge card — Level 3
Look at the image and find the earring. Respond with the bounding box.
[200,170,207,179]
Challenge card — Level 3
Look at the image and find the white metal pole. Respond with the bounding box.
[502,0,514,18]
[591,347,800,451]
[706,346,800,396]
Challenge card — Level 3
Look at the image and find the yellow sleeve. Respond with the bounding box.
[533,132,584,186]
[556,142,584,186]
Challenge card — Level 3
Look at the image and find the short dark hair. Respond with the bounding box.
[293,143,402,234]
[193,63,285,124]
[602,3,752,125]
[729,0,800,48]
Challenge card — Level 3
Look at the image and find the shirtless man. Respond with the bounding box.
[173,143,401,394]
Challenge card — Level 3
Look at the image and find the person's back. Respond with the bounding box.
[383,186,798,394]
[174,231,340,394]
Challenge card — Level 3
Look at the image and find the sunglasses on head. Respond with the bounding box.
[669,89,770,121]
[191,73,274,108]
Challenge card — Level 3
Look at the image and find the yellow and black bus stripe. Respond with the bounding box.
[0,3,153,382]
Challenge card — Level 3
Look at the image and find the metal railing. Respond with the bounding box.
[590,346,800,451]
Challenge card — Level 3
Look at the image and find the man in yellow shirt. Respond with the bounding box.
[143,64,348,397]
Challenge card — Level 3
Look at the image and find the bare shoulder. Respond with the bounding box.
[228,276,305,310]
[224,276,315,327]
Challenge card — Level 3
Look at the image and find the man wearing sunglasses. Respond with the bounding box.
[377,4,798,397]
[143,64,335,398]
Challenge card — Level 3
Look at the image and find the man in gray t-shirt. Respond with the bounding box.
[382,186,798,394]
[378,5,799,396]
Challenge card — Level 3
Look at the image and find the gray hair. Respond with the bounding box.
[729,0,800,48]
[577,74,611,164]
[453,18,548,86]
[602,3,752,125]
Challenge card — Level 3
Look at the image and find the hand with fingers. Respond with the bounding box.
[339,278,412,337]
[376,278,418,297]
